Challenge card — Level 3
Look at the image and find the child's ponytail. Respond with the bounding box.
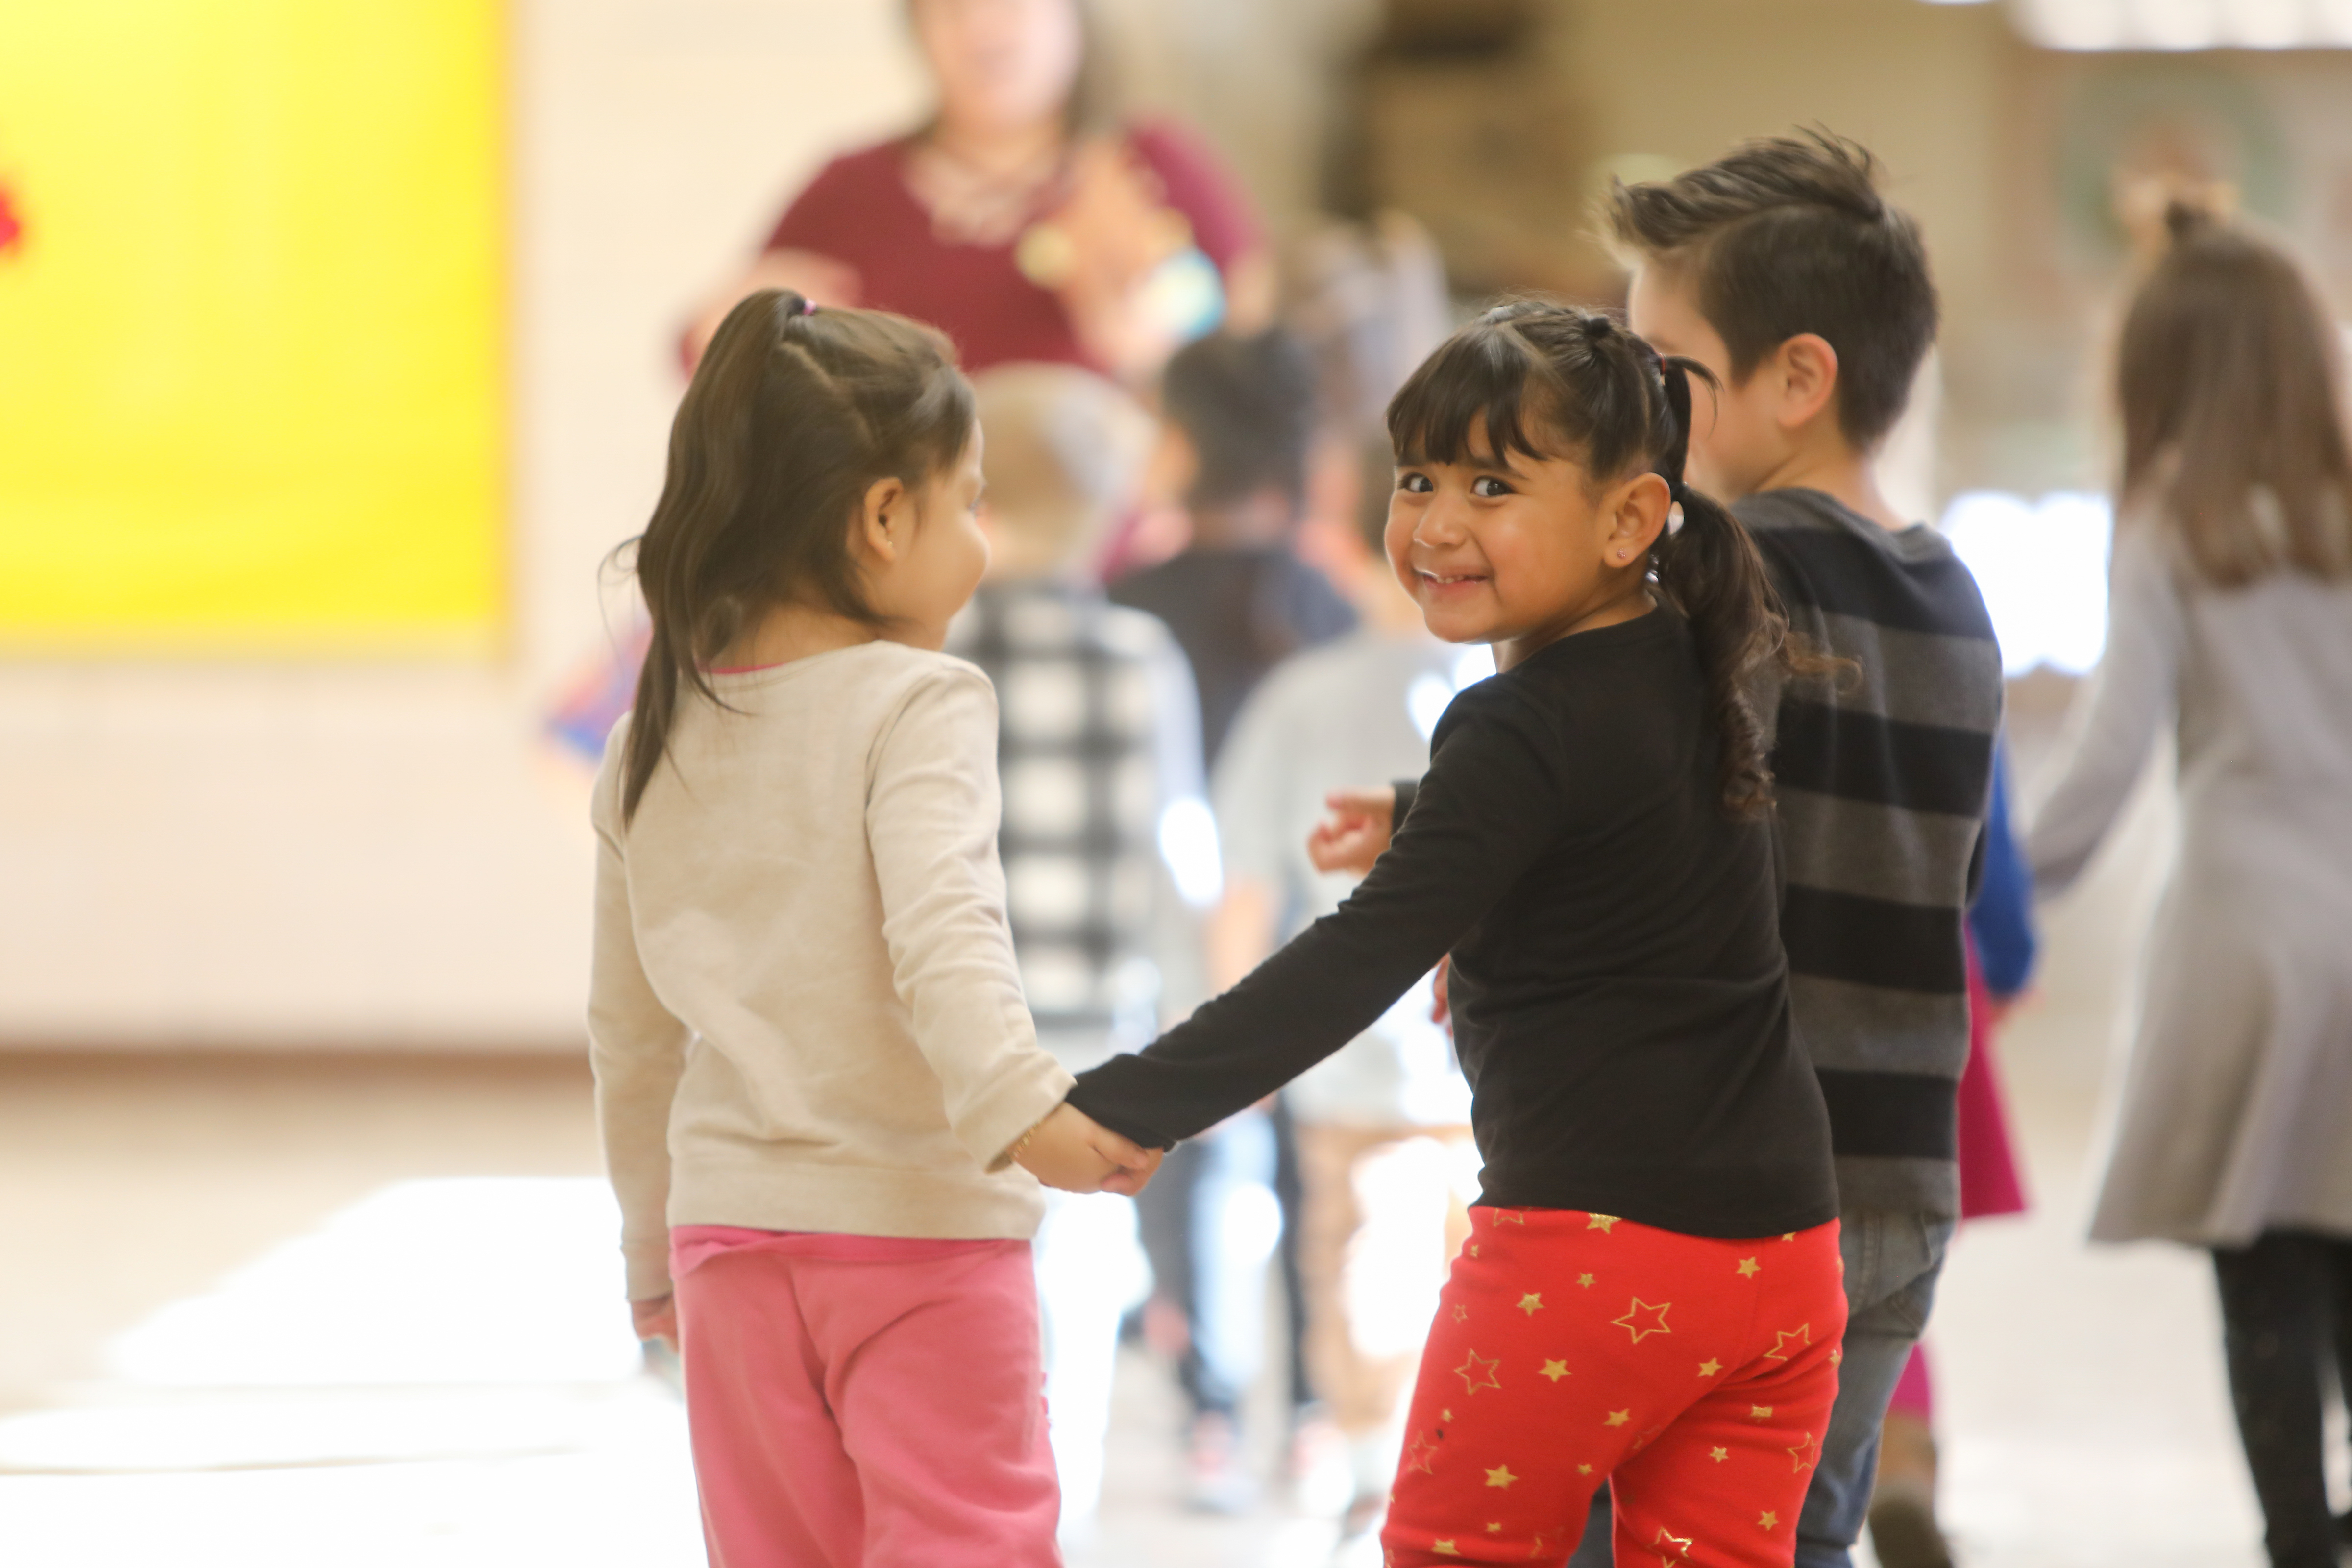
[615,290,974,821]
[1644,358,1789,818]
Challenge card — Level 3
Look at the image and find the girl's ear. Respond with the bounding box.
[856,476,909,568]
[1605,471,1674,569]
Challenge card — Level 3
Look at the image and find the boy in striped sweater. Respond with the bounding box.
[1605,130,2002,1568]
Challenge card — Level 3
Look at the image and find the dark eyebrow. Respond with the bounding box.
[1394,447,1523,477]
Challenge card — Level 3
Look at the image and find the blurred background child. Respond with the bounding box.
[943,363,1207,1541]
[1109,323,1353,1509]
[2026,206,2352,1568]
[1868,741,2038,1568]
[1205,433,1478,1544]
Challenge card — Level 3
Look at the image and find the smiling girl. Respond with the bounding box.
[1065,301,1843,1567]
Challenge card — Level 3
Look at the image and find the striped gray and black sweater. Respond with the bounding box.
[1742,489,2004,1222]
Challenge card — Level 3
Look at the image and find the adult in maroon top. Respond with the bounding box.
[687,0,1268,379]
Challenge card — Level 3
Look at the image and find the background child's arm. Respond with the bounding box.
[1305,786,1399,876]
[587,726,694,1308]
[868,667,1079,1174]
[2025,533,2183,897]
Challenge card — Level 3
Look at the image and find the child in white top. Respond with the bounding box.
[588,291,1157,1567]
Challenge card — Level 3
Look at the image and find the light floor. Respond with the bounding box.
[0,718,2310,1566]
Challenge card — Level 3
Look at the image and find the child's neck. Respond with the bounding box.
[716,602,882,670]
[1749,439,1912,533]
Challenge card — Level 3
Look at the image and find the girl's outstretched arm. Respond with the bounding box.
[1068,684,1564,1148]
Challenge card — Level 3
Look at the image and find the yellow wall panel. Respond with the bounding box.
[0,1,503,654]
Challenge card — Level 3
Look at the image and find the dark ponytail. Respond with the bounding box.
[616,290,974,820]
[1387,299,1806,818]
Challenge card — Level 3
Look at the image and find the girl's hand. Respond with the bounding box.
[631,1293,679,1351]
[1013,1102,1165,1195]
[1307,787,1396,876]
[1431,955,1451,1029]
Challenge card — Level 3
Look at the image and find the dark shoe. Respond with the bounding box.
[1868,1480,1955,1568]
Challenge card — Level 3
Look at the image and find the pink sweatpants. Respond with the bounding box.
[671,1228,1061,1568]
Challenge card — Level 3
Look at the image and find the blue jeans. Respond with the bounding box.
[1564,1208,1953,1567]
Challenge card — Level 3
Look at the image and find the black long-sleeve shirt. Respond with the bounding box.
[1067,607,1839,1239]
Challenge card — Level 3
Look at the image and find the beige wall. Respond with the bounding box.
[0,0,931,1047]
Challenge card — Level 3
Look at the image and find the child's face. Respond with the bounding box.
[1626,264,1792,503]
[1386,419,1667,655]
[864,424,990,650]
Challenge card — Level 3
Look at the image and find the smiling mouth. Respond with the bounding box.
[1419,570,1487,588]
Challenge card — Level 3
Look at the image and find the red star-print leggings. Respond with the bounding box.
[1382,1207,1844,1567]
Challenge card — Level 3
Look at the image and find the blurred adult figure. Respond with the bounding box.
[2027,205,2352,1568]
[687,0,1270,381]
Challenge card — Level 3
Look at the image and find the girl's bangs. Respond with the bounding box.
[1386,326,1568,467]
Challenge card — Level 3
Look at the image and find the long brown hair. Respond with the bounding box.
[2118,205,2352,585]
[617,291,974,820]
[1386,300,1800,818]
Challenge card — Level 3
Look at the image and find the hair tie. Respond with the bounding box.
[1655,358,1695,536]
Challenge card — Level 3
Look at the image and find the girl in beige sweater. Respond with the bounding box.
[588,292,1157,1567]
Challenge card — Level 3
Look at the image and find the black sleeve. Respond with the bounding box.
[1392,776,1420,825]
[1068,689,1566,1147]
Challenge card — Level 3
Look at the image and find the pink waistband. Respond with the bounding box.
[670,1224,1016,1277]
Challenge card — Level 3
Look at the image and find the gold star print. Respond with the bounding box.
[1604,1409,1631,1427]
[1453,1304,1470,1323]
[1487,1523,1502,1533]
[1576,1463,1593,1476]
[1764,1324,1813,1362]
[1782,1232,1796,1241]
[1469,1244,1480,1257]
[1831,1347,1843,1367]
[1708,1446,1729,1463]
[1788,1431,1820,1473]
[1492,1209,1527,1225]
[1587,1213,1619,1232]
[1760,1512,1779,1531]
[1434,1540,1460,1556]
[1539,1359,1570,1382]
[1528,1533,1548,1559]
[1612,1297,1673,1344]
[1444,1409,1454,1421]
[1455,1349,1503,1396]
[1485,1464,1519,1489]
[1517,1292,1545,1316]
[1697,1358,1723,1378]
[1750,1404,1774,1421]
[1404,1428,1441,1475]
[1736,1257,1760,1278]
[1653,1525,1695,1565]
[1577,1273,1595,1289]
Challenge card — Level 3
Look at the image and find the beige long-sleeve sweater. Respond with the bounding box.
[588,640,1076,1300]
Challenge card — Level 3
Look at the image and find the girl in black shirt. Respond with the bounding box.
[1067,303,1841,1567]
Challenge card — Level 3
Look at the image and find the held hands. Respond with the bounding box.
[1306,787,1396,877]
[631,1293,679,1351]
[1012,1101,1164,1196]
